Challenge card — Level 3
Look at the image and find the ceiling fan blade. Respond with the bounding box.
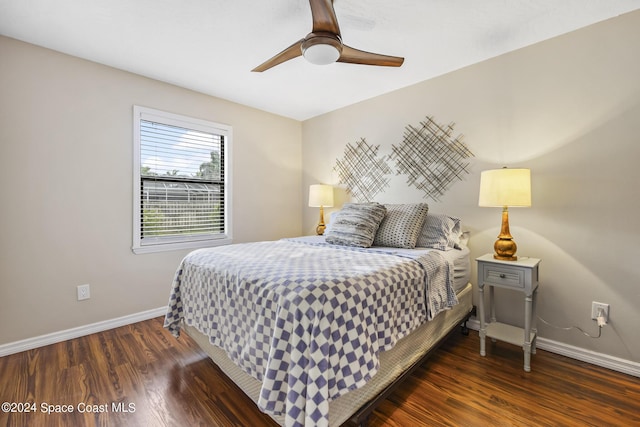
[309,0,341,35]
[338,44,404,67]
[252,39,304,72]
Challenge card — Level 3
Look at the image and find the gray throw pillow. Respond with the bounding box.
[325,203,387,248]
[373,203,429,248]
[416,213,462,250]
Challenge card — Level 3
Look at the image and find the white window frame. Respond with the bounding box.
[132,106,232,254]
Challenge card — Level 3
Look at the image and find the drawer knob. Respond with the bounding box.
[499,273,506,278]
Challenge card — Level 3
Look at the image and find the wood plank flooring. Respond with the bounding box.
[1,317,638,427]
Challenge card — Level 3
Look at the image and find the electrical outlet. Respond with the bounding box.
[77,284,91,301]
[591,301,609,322]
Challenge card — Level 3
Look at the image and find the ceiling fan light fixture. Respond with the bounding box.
[301,34,342,65]
[303,44,340,65]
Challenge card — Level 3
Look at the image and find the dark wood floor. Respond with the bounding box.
[1,317,638,427]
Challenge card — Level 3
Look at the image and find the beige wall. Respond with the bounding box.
[302,11,640,362]
[0,36,302,344]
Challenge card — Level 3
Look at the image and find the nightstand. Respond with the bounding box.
[476,253,541,372]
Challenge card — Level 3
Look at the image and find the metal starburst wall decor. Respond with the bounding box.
[333,138,392,202]
[390,116,474,201]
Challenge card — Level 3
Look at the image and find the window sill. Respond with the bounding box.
[132,237,232,254]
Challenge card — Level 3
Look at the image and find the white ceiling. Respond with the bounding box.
[1,0,638,121]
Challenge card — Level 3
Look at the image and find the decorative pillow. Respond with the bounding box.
[325,203,387,248]
[373,203,429,248]
[416,213,462,250]
[323,210,340,234]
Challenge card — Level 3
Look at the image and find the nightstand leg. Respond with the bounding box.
[489,286,497,342]
[478,284,486,356]
[523,294,533,372]
[531,289,538,355]
[489,286,496,323]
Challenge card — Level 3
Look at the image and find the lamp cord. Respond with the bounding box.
[537,315,602,339]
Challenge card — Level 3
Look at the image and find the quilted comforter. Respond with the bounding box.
[164,239,457,427]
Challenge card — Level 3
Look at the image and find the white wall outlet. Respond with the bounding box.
[591,301,609,322]
[77,284,91,301]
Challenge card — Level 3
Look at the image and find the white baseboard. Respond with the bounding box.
[466,319,640,378]
[0,307,167,357]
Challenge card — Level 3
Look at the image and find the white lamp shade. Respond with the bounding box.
[478,168,531,207]
[308,184,334,207]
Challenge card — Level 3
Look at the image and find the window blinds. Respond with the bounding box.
[139,119,225,242]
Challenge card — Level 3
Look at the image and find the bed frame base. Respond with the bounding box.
[346,306,476,427]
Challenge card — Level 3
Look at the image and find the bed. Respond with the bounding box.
[164,204,473,427]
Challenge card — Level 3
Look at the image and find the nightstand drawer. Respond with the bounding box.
[482,265,524,288]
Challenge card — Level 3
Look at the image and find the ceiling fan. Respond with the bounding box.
[252,0,404,72]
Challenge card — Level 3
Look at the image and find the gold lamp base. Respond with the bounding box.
[494,237,517,261]
[316,205,326,235]
[494,207,518,261]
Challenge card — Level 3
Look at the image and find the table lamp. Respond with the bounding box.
[478,167,531,260]
[308,184,334,235]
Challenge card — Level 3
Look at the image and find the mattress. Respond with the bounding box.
[184,282,473,427]
[287,236,471,293]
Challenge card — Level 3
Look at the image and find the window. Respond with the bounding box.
[132,106,232,253]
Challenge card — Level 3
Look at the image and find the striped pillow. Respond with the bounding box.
[373,203,429,248]
[416,213,462,250]
[325,203,387,248]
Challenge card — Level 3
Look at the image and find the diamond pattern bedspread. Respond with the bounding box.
[164,239,457,427]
